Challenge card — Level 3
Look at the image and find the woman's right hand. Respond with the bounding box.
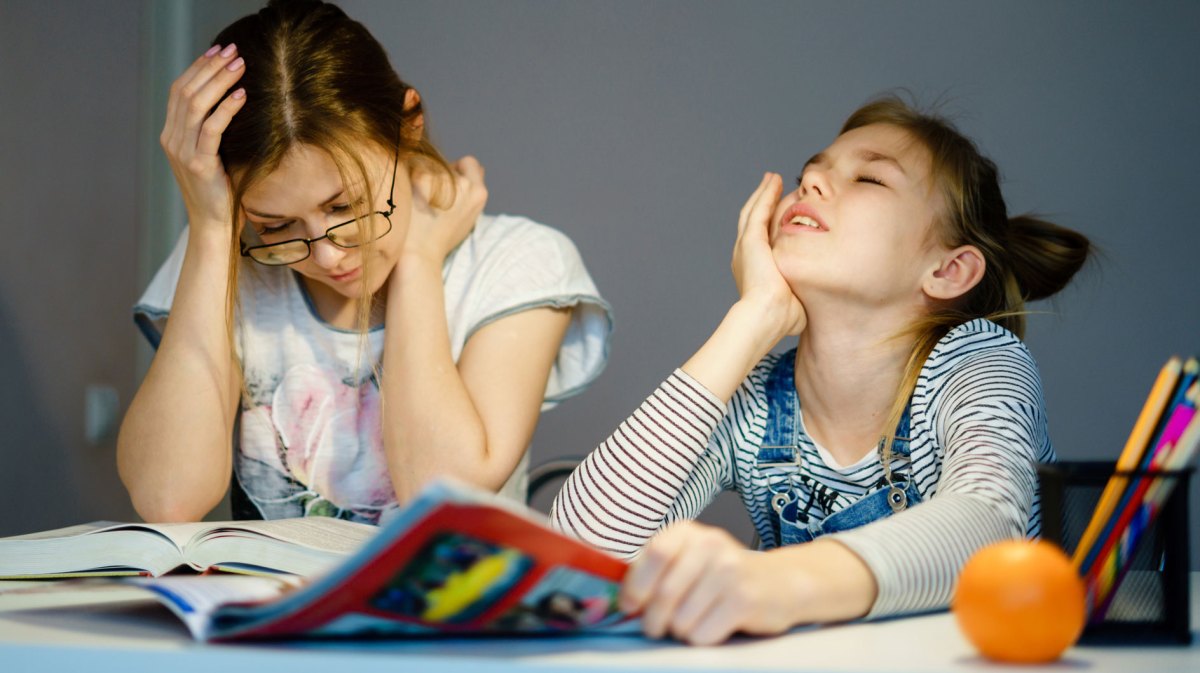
[731,173,807,338]
[160,44,248,233]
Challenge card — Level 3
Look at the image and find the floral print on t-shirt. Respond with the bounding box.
[236,363,397,524]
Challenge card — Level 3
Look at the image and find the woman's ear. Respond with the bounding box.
[402,88,425,140]
[924,245,986,301]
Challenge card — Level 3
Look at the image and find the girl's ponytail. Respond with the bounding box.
[1005,214,1091,303]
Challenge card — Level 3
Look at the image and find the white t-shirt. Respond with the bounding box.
[135,213,612,524]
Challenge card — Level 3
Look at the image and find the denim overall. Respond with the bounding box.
[757,350,924,547]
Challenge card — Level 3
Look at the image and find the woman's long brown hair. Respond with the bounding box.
[211,0,453,396]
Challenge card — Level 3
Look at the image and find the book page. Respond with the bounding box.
[0,525,186,577]
[196,517,376,553]
[2,521,223,548]
[127,575,300,640]
[0,522,123,541]
[181,518,377,576]
[0,519,368,579]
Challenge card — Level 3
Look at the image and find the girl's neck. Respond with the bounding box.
[793,303,918,465]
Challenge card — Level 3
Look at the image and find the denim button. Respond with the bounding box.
[770,492,790,514]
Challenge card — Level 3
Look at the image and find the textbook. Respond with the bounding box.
[75,480,632,641]
[0,516,377,579]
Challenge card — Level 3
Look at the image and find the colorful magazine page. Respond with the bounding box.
[126,479,636,641]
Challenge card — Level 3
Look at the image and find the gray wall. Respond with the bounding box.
[0,0,143,532]
[2,1,1198,567]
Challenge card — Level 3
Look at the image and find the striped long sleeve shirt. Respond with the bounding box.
[550,318,1052,619]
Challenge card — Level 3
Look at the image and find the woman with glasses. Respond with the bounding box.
[117,0,611,525]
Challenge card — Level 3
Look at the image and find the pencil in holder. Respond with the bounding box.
[1038,461,1192,645]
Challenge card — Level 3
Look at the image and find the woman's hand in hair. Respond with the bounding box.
[160,45,248,233]
[731,173,807,339]
[402,156,488,265]
[619,521,804,645]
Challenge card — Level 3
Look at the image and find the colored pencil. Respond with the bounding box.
[1072,357,1183,569]
[1081,376,1197,576]
[1093,403,1200,617]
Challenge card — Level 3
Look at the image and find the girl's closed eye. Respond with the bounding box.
[856,174,886,187]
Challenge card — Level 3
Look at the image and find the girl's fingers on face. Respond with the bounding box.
[746,173,780,234]
[737,173,772,235]
[749,173,782,227]
[194,88,248,158]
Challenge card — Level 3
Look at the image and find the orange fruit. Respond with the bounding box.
[952,539,1086,664]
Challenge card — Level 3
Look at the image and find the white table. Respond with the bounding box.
[1,576,1197,673]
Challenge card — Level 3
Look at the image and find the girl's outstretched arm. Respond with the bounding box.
[117,46,248,522]
[619,333,1046,644]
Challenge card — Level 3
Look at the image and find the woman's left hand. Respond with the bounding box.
[619,521,804,645]
[403,156,488,263]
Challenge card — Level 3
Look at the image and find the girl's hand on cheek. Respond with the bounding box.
[620,521,802,645]
[403,156,488,264]
[161,45,248,234]
[731,173,807,338]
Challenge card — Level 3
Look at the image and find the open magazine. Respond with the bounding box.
[122,479,636,641]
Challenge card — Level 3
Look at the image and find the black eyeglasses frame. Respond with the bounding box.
[239,150,400,266]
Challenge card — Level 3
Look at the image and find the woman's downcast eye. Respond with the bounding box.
[258,221,293,235]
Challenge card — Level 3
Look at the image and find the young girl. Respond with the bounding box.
[118,0,611,524]
[550,97,1089,644]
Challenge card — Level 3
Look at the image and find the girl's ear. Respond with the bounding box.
[402,88,425,140]
[924,245,986,301]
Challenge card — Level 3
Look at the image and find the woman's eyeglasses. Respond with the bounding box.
[240,152,399,266]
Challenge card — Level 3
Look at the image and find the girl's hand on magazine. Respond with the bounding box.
[619,521,802,645]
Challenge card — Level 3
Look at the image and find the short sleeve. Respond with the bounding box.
[445,215,613,409]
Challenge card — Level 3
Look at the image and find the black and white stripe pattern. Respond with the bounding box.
[550,318,1052,619]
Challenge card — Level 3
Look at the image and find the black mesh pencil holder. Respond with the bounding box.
[1038,461,1192,645]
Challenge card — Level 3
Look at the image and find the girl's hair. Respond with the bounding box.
[212,0,453,386]
[842,96,1091,467]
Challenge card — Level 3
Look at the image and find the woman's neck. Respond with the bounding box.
[793,302,918,465]
[301,275,386,330]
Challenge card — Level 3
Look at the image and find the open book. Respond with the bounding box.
[0,517,376,578]
[54,480,633,640]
